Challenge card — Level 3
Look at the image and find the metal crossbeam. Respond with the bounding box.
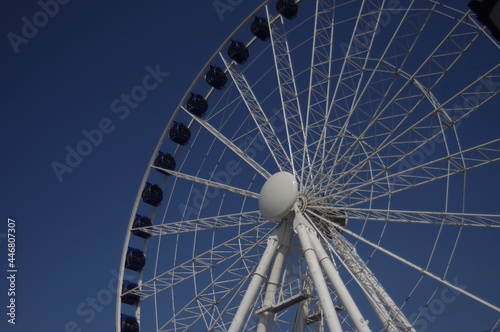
[153,167,260,199]
[267,7,307,177]
[222,56,291,172]
[124,223,274,302]
[132,211,263,237]
[313,64,500,203]
[331,137,500,205]
[316,5,487,197]
[308,206,500,228]
[303,0,335,189]
[182,106,271,179]
[313,209,500,315]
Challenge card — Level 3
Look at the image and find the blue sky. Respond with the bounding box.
[0,1,259,331]
[1,1,499,331]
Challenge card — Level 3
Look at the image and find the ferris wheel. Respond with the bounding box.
[116,0,500,331]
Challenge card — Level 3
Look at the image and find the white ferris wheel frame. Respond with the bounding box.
[116,0,500,331]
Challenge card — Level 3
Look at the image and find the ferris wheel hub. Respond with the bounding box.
[259,171,298,221]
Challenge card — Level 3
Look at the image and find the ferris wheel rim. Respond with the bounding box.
[115,1,277,329]
[117,1,500,331]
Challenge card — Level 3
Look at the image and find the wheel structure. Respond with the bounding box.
[116,1,500,331]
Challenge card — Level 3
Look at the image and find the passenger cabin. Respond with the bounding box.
[121,314,139,332]
[141,182,163,207]
[309,208,348,238]
[121,281,140,305]
[125,247,146,272]
[154,151,176,174]
[277,0,299,20]
[331,210,348,230]
[468,0,500,41]
[251,16,270,41]
[132,214,152,239]
[228,40,250,64]
[187,93,209,117]
[205,66,228,90]
[169,122,191,145]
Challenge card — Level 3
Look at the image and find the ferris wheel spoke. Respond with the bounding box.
[314,65,500,200]
[133,211,263,237]
[152,167,260,199]
[182,106,271,179]
[221,55,292,172]
[160,234,271,331]
[305,132,383,198]
[308,0,393,189]
[303,0,335,190]
[409,8,482,91]
[125,223,274,302]
[310,206,500,228]
[308,209,500,314]
[326,1,431,166]
[359,1,434,82]
[160,268,249,331]
[318,9,485,192]
[320,0,386,167]
[344,3,390,111]
[316,138,500,207]
[266,6,307,177]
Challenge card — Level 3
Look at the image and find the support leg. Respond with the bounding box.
[229,221,288,332]
[302,216,371,332]
[257,219,293,332]
[294,212,344,332]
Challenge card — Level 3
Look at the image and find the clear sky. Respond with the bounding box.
[1,1,499,332]
[0,1,261,331]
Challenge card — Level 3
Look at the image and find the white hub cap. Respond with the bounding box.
[259,172,298,221]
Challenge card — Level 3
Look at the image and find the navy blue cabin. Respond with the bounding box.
[205,66,228,90]
[132,214,152,239]
[125,247,146,272]
[121,281,140,305]
[154,151,176,174]
[228,40,250,64]
[141,183,163,207]
[468,0,500,41]
[187,93,209,117]
[121,314,139,332]
[251,16,270,41]
[169,122,191,145]
[332,210,347,229]
[276,0,299,20]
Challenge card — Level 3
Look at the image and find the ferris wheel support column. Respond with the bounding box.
[307,209,416,331]
[257,218,293,332]
[302,216,371,332]
[293,275,315,331]
[328,223,415,331]
[229,221,288,332]
[294,211,344,332]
